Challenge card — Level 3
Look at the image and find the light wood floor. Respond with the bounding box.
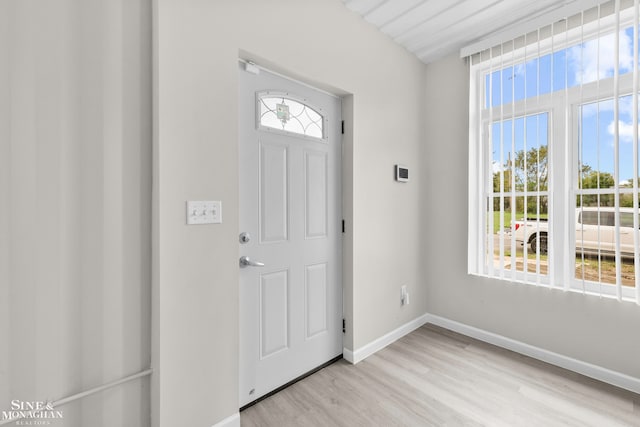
[241,324,640,426]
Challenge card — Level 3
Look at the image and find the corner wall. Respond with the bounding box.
[1,1,152,426]
[153,0,427,425]
[424,53,640,380]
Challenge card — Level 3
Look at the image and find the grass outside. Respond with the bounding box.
[495,247,635,287]
[575,255,636,287]
[503,249,548,261]
[491,213,635,286]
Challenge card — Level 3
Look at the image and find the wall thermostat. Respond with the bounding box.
[395,164,409,182]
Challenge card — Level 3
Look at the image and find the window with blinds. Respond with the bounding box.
[468,0,640,303]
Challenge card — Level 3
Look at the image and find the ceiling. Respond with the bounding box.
[341,0,606,64]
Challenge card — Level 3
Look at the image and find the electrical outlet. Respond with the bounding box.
[401,285,408,306]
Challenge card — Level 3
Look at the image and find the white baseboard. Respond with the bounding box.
[426,313,640,395]
[212,412,240,427]
[343,314,430,364]
[342,348,355,364]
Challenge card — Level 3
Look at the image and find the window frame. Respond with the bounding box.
[468,12,639,301]
[481,110,552,284]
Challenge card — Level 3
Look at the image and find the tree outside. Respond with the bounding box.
[493,145,548,216]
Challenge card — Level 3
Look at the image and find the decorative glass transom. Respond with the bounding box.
[258,95,324,139]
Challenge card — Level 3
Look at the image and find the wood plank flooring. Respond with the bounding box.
[241,324,640,426]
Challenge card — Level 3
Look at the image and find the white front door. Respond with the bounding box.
[238,63,343,407]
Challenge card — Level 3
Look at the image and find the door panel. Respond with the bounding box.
[239,63,342,407]
[305,262,328,338]
[260,269,289,358]
[305,151,328,239]
[259,142,289,243]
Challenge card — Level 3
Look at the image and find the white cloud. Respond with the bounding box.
[618,95,634,118]
[513,63,525,78]
[569,31,633,85]
[581,98,613,117]
[580,92,638,119]
[607,119,637,143]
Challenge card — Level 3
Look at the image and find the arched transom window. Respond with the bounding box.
[258,93,325,140]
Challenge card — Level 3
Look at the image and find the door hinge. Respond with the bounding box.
[342,220,345,233]
[342,318,346,333]
[341,120,344,135]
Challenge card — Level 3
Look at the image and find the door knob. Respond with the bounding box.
[239,256,265,268]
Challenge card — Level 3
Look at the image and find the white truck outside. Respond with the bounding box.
[511,207,638,257]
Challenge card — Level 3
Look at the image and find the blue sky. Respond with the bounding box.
[488,26,639,184]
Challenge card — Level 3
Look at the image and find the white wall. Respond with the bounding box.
[424,53,640,379]
[0,1,152,426]
[4,2,635,427]
[153,0,427,425]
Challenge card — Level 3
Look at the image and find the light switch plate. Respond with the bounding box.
[211,200,222,223]
[186,201,222,225]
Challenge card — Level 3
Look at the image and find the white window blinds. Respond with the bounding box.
[468,0,640,303]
